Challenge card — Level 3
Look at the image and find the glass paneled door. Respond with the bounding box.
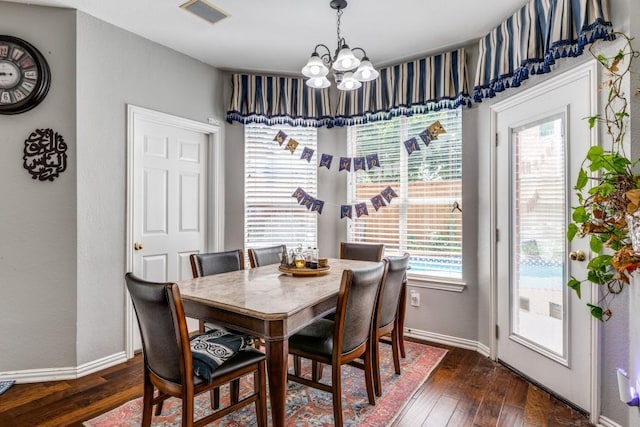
[493,62,597,413]
[510,115,567,362]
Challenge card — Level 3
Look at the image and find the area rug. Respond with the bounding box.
[84,341,446,426]
[0,380,15,396]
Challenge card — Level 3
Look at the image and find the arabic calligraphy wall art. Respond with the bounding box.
[22,128,68,181]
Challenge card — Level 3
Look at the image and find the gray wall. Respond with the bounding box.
[0,1,225,370]
[75,13,226,365]
[0,3,77,371]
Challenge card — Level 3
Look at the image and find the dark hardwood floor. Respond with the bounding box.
[0,341,592,426]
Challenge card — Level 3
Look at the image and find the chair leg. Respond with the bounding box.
[293,355,301,376]
[154,400,163,416]
[230,379,240,404]
[331,364,344,427]
[372,335,382,397]
[210,387,220,409]
[255,363,268,427]
[363,347,376,405]
[182,396,194,427]
[312,361,324,382]
[391,328,401,375]
[142,372,154,427]
[398,285,407,358]
[199,319,206,333]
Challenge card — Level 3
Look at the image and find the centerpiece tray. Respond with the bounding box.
[278,265,331,276]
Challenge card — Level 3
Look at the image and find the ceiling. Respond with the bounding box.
[7,0,525,75]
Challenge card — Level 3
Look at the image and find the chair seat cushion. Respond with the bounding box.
[289,318,334,358]
[190,329,253,382]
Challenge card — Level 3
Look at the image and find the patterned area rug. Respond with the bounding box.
[0,381,15,396]
[84,341,446,427]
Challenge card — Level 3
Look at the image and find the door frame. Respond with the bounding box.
[488,61,600,421]
[124,104,224,358]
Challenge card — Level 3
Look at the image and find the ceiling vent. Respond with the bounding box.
[180,0,229,25]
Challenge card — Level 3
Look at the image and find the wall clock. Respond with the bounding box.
[0,35,51,115]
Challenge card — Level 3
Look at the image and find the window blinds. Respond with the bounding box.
[347,109,463,279]
[244,124,318,252]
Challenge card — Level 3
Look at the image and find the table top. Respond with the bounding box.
[177,258,378,320]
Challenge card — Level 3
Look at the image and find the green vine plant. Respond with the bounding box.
[567,32,640,321]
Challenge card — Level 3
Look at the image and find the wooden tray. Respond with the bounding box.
[278,265,331,276]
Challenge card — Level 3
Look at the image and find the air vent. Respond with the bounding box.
[180,0,229,25]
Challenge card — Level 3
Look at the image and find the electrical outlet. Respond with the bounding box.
[410,290,420,307]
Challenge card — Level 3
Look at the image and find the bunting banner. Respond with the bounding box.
[292,186,399,219]
[340,205,353,219]
[319,153,333,169]
[270,130,384,171]
[339,157,352,172]
[405,121,447,155]
[355,203,369,217]
[300,147,314,163]
[366,154,380,169]
[273,130,288,145]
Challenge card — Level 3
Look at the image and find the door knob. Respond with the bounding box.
[569,250,585,261]
[134,242,143,251]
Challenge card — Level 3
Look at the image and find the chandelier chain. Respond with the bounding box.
[336,9,343,50]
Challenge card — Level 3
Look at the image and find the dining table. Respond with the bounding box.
[176,257,379,427]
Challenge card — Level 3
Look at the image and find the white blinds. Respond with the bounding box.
[347,109,463,279]
[244,123,318,252]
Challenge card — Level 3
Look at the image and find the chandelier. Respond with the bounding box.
[301,0,379,91]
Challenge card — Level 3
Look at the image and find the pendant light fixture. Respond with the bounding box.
[301,0,378,91]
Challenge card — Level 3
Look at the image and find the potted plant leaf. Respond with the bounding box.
[567,33,640,321]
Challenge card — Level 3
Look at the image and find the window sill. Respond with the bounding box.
[406,274,466,293]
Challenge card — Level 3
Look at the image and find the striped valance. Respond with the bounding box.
[473,0,613,102]
[334,48,471,127]
[226,74,334,128]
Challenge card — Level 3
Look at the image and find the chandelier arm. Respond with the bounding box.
[313,44,333,66]
[350,47,369,60]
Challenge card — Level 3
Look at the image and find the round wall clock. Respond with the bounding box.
[0,35,51,115]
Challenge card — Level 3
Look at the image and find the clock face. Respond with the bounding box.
[0,36,50,114]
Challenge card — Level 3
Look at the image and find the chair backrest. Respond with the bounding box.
[190,250,244,278]
[248,244,286,268]
[339,242,384,262]
[125,273,190,386]
[334,262,386,355]
[378,253,410,329]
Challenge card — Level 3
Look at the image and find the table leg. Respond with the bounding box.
[265,338,288,427]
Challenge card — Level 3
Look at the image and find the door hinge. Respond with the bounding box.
[496,229,500,242]
[495,324,499,339]
[495,132,499,146]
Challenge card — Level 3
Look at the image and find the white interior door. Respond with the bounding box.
[493,62,597,413]
[127,106,222,353]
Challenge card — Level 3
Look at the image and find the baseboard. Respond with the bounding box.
[405,327,490,357]
[0,351,127,384]
[597,415,624,427]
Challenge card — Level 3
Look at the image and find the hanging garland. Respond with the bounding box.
[273,120,446,219]
[291,186,399,219]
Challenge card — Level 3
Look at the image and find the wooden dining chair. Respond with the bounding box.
[371,253,410,396]
[190,250,244,333]
[295,242,385,378]
[125,273,268,427]
[339,241,384,262]
[189,249,246,409]
[287,262,387,427]
[248,244,286,268]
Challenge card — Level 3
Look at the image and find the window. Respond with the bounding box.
[347,109,463,280]
[244,123,317,254]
